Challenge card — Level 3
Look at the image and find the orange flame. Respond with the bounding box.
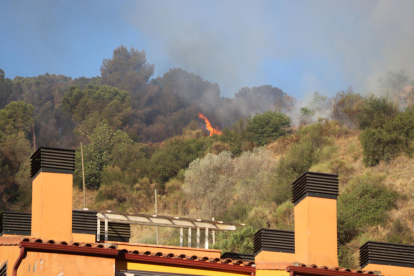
[198,112,222,136]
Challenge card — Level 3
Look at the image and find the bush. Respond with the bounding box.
[337,172,398,244]
[271,121,335,204]
[271,201,294,230]
[385,219,414,244]
[387,106,414,140]
[332,88,365,127]
[360,128,408,167]
[211,226,255,254]
[245,110,291,146]
[356,95,398,130]
[183,151,235,218]
[149,136,212,184]
[338,245,357,269]
[272,140,314,204]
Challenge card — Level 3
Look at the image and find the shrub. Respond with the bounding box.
[245,110,291,146]
[212,226,255,254]
[149,136,212,184]
[338,245,357,269]
[387,106,414,140]
[337,172,399,244]
[332,88,365,127]
[272,140,314,204]
[356,95,398,130]
[271,201,294,230]
[360,128,408,166]
[183,151,235,218]
[385,219,414,244]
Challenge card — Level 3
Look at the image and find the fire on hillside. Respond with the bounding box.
[198,112,222,136]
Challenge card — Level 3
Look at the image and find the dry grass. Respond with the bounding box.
[72,186,98,210]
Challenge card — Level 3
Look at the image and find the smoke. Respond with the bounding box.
[121,0,272,97]
[122,0,414,99]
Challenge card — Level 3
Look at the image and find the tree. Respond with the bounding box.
[308,91,328,112]
[245,110,291,146]
[378,70,412,96]
[300,107,315,124]
[332,88,365,127]
[0,69,13,109]
[62,85,131,137]
[233,147,277,205]
[0,101,34,137]
[184,151,236,218]
[100,46,154,100]
[74,123,137,189]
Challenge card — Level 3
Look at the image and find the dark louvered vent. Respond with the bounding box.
[0,261,7,276]
[220,252,255,261]
[360,241,414,269]
[292,171,339,205]
[72,210,97,235]
[99,221,130,242]
[0,212,31,236]
[254,228,294,255]
[30,147,75,178]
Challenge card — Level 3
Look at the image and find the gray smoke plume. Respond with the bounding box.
[122,0,414,99]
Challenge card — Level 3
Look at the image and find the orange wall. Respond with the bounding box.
[255,251,295,263]
[18,251,114,276]
[364,263,414,276]
[72,233,96,243]
[294,196,338,267]
[112,242,221,259]
[31,172,73,241]
[0,245,20,276]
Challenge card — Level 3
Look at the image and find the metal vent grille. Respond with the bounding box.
[99,222,130,242]
[30,147,75,178]
[220,252,255,261]
[292,171,339,205]
[0,212,31,236]
[0,261,7,276]
[360,241,414,269]
[72,210,97,235]
[253,228,294,255]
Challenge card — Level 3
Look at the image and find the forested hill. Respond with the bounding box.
[2,45,414,268]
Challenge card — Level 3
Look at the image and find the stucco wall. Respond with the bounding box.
[18,251,115,276]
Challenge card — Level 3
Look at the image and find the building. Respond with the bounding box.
[0,147,413,276]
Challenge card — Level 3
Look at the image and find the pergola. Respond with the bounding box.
[96,210,245,249]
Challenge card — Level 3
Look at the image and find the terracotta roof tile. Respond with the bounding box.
[0,236,25,246]
[9,236,254,269]
[288,263,382,275]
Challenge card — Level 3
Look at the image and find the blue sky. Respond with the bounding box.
[1,0,414,100]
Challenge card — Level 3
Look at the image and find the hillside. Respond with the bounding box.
[1,46,414,269]
[71,120,413,268]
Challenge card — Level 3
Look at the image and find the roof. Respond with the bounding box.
[287,264,382,275]
[4,236,255,274]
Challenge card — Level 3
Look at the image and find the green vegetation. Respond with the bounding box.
[244,110,291,146]
[2,45,414,270]
[337,172,399,244]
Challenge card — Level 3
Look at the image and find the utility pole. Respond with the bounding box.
[81,142,86,209]
[155,189,158,245]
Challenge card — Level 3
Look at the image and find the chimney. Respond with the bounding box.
[292,172,339,267]
[30,147,75,241]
